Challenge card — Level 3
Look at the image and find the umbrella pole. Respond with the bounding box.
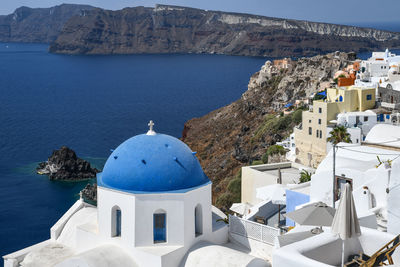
[341,239,345,267]
[278,204,281,226]
[333,143,336,208]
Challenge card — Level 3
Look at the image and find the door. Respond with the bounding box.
[154,213,166,243]
[335,176,353,201]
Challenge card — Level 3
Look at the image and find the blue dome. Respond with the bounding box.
[98,133,210,193]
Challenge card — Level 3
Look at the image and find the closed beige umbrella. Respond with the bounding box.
[331,183,361,267]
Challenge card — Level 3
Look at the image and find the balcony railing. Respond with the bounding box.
[229,215,280,245]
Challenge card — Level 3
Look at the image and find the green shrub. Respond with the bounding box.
[251,160,264,166]
[261,145,286,164]
[267,145,286,156]
[216,170,242,211]
[292,109,303,124]
[216,192,240,211]
[275,115,292,131]
[299,170,312,183]
[252,106,303,144]
[261,153,269,164]
[227,175,241,195]
[216,192,234,209]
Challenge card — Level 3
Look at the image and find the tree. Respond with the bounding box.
[327,126,352,145]
[299,170,312,183]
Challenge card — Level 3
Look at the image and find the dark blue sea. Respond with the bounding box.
[0,43,266,258]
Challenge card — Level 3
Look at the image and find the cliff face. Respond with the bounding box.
[0,4,94,43]
[182,52,354,204]
[49,4,400,57]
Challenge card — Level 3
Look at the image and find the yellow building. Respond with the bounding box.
[295,86,376,167]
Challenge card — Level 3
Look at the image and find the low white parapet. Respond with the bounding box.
[50,200,85,240]
[3,240,51,267]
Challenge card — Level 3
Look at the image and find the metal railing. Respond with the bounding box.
[229,215,280,245]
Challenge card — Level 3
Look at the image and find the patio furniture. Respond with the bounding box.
[255,216,266,224]
[344,234,400,266]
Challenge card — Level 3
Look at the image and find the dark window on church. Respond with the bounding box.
[195,204,203,237]
[111,206,122,237]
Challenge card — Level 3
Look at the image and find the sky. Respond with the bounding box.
[0,0,399,25]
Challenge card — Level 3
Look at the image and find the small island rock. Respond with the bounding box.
[81,183,97,203]
[37,146,99,181]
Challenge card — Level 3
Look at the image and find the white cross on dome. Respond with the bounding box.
[147,120,156,135]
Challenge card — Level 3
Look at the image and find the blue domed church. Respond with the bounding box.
[4,122,269,267]
[95,122,216,252]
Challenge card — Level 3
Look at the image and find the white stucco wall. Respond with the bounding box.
[387,159,400,234]
[133,184,212,248]
[273,227,398,267]
[180,242,270,267]
[97,187,137,246]
[310,166,390,214]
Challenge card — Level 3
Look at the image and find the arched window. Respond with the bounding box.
[153,210,166,243]
[111,206,122,237]
[195,204,203,237]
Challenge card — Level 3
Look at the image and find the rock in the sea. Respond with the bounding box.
[37,146,99,181]
[81,183,97,203]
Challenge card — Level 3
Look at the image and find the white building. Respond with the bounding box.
[276,133,296,162]
[356,49,400,88]
[335,110,377,141]
[272,124,400,267]
[359,57,389,79]
[3,123,269,267]
[309,124,400,232]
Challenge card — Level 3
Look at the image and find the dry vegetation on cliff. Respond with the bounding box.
[182,52,355,211]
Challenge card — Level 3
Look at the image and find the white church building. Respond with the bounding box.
[3,122,268,267]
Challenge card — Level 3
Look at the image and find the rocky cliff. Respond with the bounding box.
[182,52,354,206]
[37,146,99,181]
[0,4,94,43]
[49,4,400,57]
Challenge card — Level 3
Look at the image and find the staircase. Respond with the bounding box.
[377,213,388,232]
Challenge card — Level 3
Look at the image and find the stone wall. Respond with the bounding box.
[378,86,400,108]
